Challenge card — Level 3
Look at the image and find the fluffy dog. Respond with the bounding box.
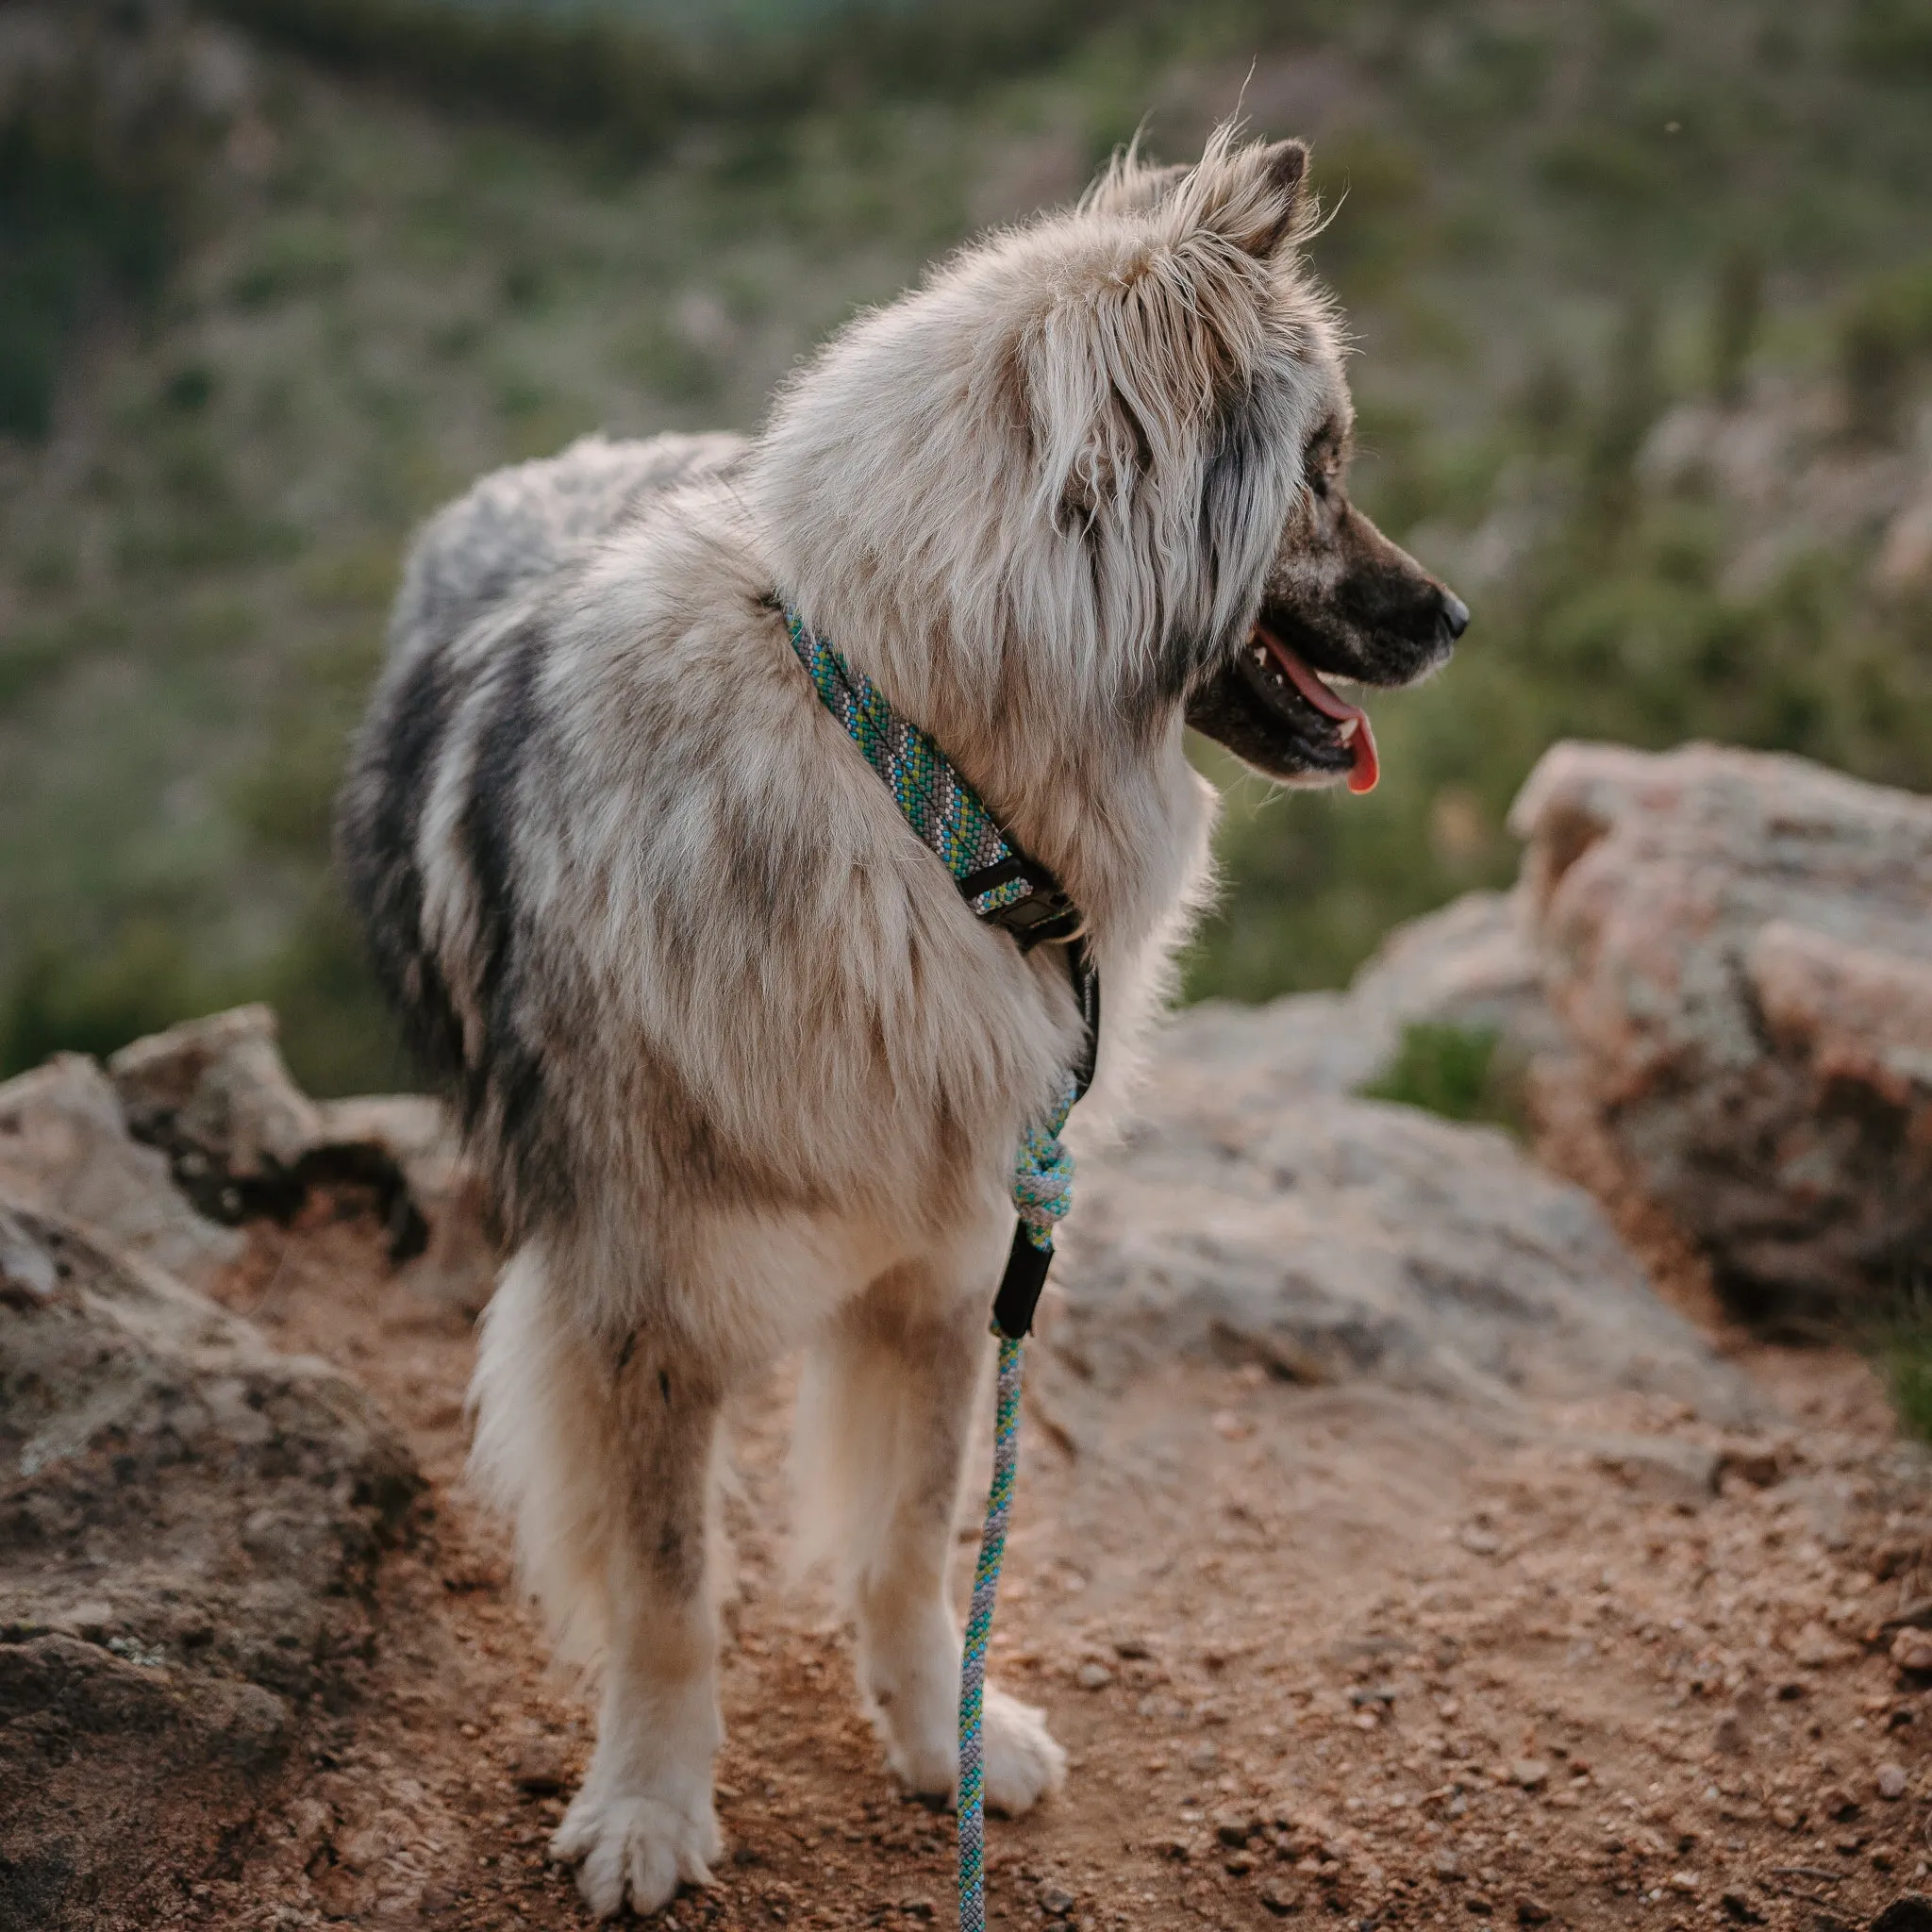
[336,125,1466,1919]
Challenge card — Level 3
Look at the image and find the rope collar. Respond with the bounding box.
[783,606,1099,1339]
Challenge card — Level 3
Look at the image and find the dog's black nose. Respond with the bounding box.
[1438,591,1470,641]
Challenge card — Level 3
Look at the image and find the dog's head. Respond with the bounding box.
[755,125,1466,794]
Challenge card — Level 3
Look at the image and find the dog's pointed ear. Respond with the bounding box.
[1193,137,1310,259]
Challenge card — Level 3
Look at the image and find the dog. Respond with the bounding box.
[336,124,1466,1919]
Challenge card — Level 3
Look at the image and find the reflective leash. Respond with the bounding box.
[784,608,1098,1932]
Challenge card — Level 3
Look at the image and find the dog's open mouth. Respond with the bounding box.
[1251,624,1379,794]
[1183,621,1383,792]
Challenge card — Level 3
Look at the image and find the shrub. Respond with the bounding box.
[0,19,216,439]
[1357,1022,1517,1129]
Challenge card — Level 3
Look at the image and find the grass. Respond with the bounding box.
[1356,1023,1521,1133]
[1870,1274,1932,1446]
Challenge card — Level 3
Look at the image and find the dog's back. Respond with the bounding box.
[334,429,751,1225]
[389,430,745,665]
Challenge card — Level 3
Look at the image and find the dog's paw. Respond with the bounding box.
[981,1685,1066,1816]
[879,1718,956,1805]
[550,1781,723,1920]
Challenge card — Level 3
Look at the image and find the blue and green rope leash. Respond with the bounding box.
[785,608,1098,1932]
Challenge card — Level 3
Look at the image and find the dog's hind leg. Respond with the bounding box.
[794,1241,1067,1817]
[472,1248,725,1920]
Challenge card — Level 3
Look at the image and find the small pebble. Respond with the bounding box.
[1074,1661,1112,1691]
[1879,1763,1909,1800]
[1214,1810,1255,1848]
[1514,1901,1552,1926]
[1892,1628,1932,1674]
[1511,1759,1549,1791]
[1258,1880,1298,1917]
[1036,1884,1075,1915]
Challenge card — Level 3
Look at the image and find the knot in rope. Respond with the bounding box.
[1011,1081,1077,1249]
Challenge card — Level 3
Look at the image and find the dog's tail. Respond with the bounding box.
[468,1243,612,1672]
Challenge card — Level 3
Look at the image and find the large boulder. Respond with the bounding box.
[315,1093,498,1313]
[0,1055,242,1289]
[0,1194,420,1928]
[1053,1006,1748,1418]
[108,1006,440,1267]
[1508,741,1932,1321]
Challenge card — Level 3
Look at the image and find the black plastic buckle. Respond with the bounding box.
[991,1220,1054,1340]
[957,856,1082,952]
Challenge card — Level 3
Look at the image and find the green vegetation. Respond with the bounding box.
[1870,1270,1932,1444]
[2,0,1930,1093]
[0,29,216,437]
[1356,1023,1517,1132]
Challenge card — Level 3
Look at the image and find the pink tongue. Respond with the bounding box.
[1257,625,1380,794]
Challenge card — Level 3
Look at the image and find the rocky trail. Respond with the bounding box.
[6,740,1932,1932]
[23,1191,1932,1932]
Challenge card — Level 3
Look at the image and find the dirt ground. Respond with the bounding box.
[181,1193,1932,1932]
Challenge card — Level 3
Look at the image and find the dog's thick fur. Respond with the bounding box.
[337,126,1463,1919]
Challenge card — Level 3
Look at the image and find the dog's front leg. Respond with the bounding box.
[803,1262,1067,1816]
[551,1346,724,1920]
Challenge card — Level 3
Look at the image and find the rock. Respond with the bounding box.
[0,1053,242,1288]
[1587,1436,1722,1506]
[1870,1896,1932,1932]
[316,1094,498,1312]
[108,1008,498,1297]
[1791,1622,1854,1669]
[1718,1439,1788,1488]
[1075,1660,1114,1690]
[1509,741,1932,1320]
[1878,1764,1909,1801]
[1037,1883,1076,1914]
[1819,1783,1861,1822]
[1054,1016,1747,1414]
[508,1728,573,1795]
[1890,1627,1932,1674]
[1514,1900,1553,1926]
[0,1193,420,1924]
[0,1635,290,1930]
[1215,1810,1256,1847]
[108,1005,325,1218]
[1511,1759,1550,1791]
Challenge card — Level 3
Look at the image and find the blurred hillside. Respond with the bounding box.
[2,0,1930,1093]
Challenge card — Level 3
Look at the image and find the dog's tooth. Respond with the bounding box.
[1337,717,1358,742]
